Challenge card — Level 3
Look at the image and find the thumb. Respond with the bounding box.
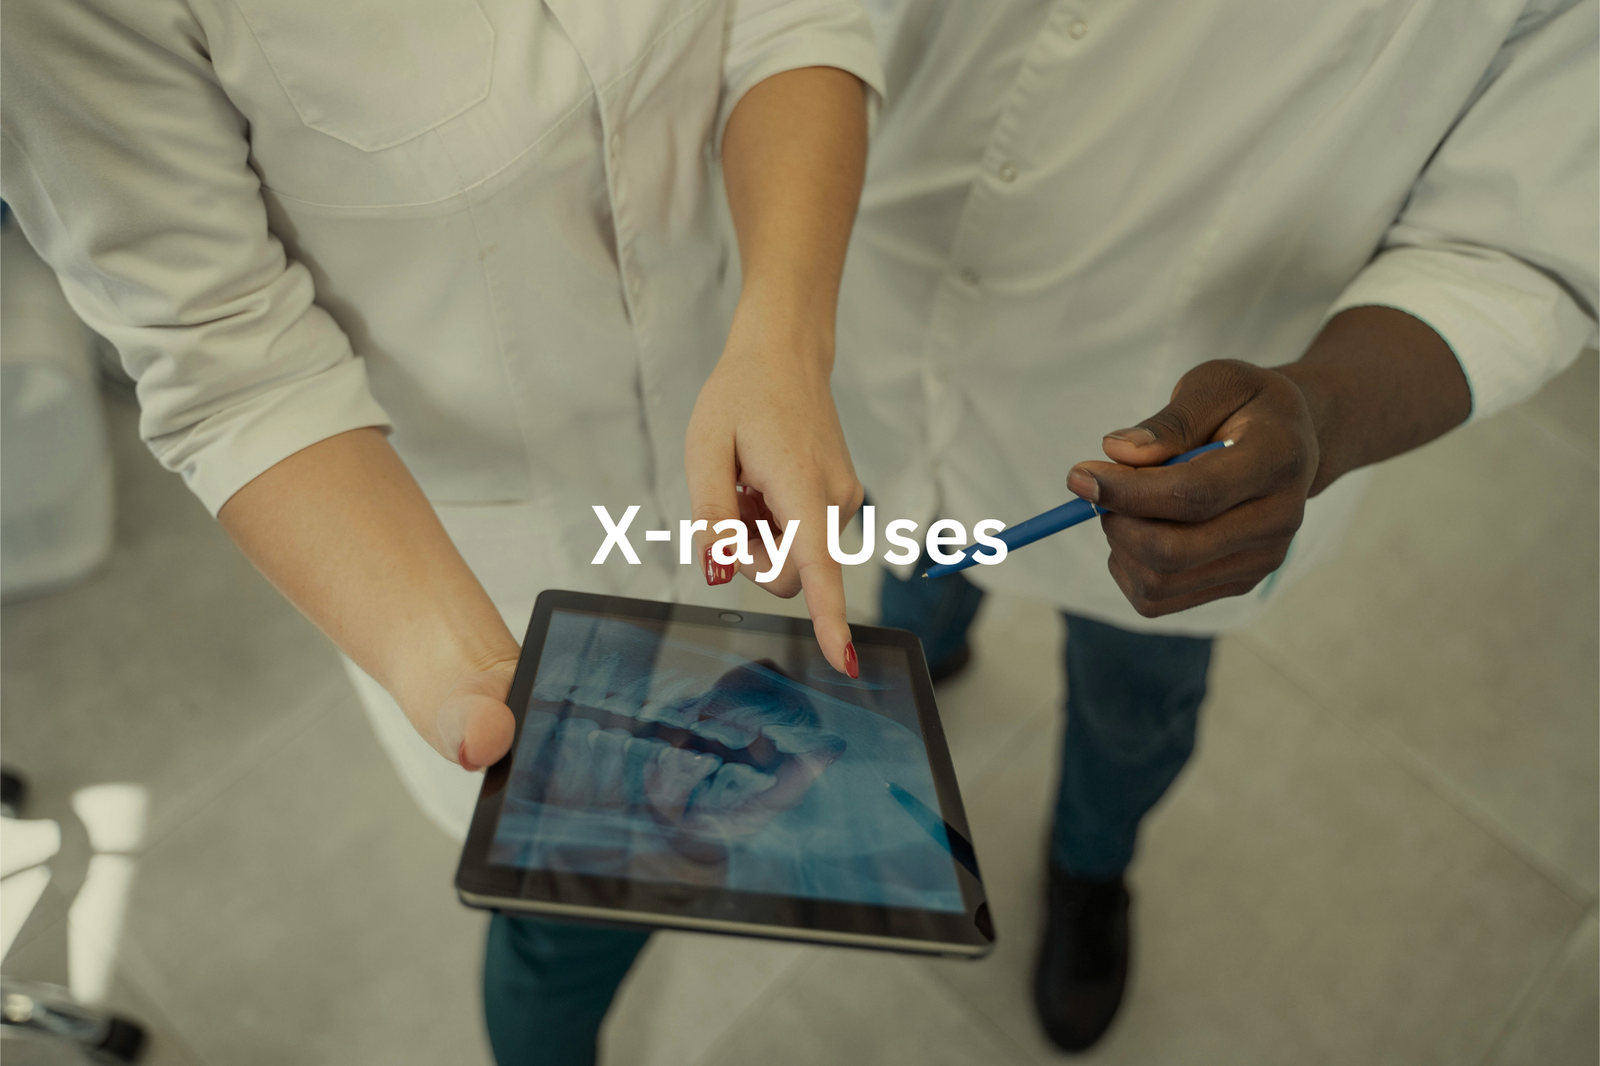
[435,664,518,772]
[1101,359,1263,467]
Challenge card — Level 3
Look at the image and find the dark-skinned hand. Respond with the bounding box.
[1065,359,1319,618]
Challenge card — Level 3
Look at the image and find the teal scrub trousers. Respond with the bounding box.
[483,913,650,1066]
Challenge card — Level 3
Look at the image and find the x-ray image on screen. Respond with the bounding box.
[489,609,966,913]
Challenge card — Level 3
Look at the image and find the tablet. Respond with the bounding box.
[456,590,995,958]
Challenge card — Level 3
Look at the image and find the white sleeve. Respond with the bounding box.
[0,0,392,515]
[718,0,888,152]
[1325,0,1598,420]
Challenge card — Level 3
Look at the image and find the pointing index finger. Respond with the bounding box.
[763,479,855,677]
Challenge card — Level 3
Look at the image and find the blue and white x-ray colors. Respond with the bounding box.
[490,610,966,914]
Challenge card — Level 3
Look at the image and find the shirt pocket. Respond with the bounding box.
[224,0,601,210]
[232,0,494,153]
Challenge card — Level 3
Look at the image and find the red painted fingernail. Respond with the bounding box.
[457,741,480,773]
[844,642,859,679]
[703,545,734,586]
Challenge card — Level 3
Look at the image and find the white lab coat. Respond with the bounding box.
[2,0,885,839]
[835,0,1598,635]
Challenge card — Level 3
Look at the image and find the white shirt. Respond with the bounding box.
[835,0,1598,635]
[3,0,884,838]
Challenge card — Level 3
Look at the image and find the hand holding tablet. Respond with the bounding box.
[456,591,995,957]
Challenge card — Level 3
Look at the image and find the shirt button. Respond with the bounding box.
[997,161,1017,183]
[1068,20,1088,39]
[959,267,980,286]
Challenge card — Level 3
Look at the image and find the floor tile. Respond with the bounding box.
[917,704,1061,1061]
[934,594,1064,785]
[699,948,1032,1066]
[602,933,809,1066]
[5,878,72,961]
[1484,911,1599,1066]
[0,397,349,845]
[3,678,341,971]
[1242,401,1599,898]
[928,641,1584,1065]
[1523,349,1598,460]
[117,690,493,1066]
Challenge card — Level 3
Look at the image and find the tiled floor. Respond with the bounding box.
[2,354,1595,1065]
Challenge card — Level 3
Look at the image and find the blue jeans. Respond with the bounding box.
[479,562,1212,1065]
[880,556,1213,878]
[482,914,649,1066]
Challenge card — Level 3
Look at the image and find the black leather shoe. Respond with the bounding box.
[1033,867,1130,1052]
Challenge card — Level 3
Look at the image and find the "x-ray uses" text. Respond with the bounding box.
[590,505,1007,582]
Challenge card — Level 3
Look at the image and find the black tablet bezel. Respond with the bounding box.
[455,589,995,957]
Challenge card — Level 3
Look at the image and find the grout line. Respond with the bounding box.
[139,672,349,858]
[1233,635,1596,910]
[676,950,824,1066]
[0,673,349,971]
[951,694,1060,796]
[919,961,1053,1066]
[951,698,1060,837]
[1472,902,1597,1066]
[85,681,347,1066]
[115,925,216,1065]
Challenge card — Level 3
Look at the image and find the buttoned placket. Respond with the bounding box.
[605,128,642,320]
[919,4,1091,496]
[601,107,675,542]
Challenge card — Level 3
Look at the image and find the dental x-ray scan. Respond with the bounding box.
[486,607,967,914]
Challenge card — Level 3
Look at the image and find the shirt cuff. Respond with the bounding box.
[718,0,887,154]
[145,356,393,516]
[1324,244,1598,421]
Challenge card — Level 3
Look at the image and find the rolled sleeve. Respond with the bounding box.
[718,0,887,152]
[1325,0,1598,420]
[146,357,390,516]
[1,0,391,516]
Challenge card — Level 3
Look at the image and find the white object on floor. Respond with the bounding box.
[0,813,63,960]
[68,853,136,1005]
[0,212,114,601]
[71,783,148,855]
[0,815,61,878]
[63,784,148,1003]
[1,864,54,960]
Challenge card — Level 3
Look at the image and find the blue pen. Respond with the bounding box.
[923,439,1234,579]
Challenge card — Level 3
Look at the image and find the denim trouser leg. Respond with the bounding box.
[878,555,986,668]
[1051,614,1214,879]
[482,914,650,1066]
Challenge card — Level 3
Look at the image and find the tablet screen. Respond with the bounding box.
[488,608,967,914]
